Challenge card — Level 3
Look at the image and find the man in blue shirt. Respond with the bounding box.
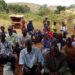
[27,19,37,43]
[27,19,34,40]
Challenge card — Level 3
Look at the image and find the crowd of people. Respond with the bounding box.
[0,16,75,75]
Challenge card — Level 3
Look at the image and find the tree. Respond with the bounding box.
[7,4,30,13]
[38,8,50,16]
[43,4,48,8]
[67,5,75,9]
[0,0,7,11]
[55,6,66,14]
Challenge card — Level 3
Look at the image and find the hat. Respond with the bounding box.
[8,26,13,30]
[45,16,48,18]
[29,19,32,21]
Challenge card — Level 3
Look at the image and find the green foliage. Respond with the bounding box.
[55,6,66,14]
[7,4,30,13]
[0,0,30,13]
[67,4,75,9]
[38,7,50,16]
[0,0,7,11]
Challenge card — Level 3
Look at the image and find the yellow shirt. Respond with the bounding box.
[51,25,56,33]
[62,45,75,57]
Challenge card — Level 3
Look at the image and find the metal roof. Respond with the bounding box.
[9,14,24,18]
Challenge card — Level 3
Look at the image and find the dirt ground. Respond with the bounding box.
[0,43,43,75]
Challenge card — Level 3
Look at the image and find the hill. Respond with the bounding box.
[8,2,41,12]
[8,2,57,12]
[48,5,57,10]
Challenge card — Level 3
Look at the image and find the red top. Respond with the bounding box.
[44,30,53,39]
[21,24,25,33]
[48,31,53,39]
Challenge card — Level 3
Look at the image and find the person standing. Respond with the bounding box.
[0,26,6,34]
[43,16,48,26]
[51,21,57,37]
[60,22,67,33]
[21,20,25,33]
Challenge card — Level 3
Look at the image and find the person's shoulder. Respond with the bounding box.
[32,47,40,52]
[62,45,66,49]
[44,51,50,57]
[5,40,11,45]
[13,33,17,37]
[51,25,53,27]
[51,40,57,44]
[27,23,30,25]
[59,52,67,58]
[62,40,66,43]
[72,46,75,49]
[20,34,23,37]
[13,33,16,35]
[51,25,55,28]
[27,35,30,38]
[20,48,26,53]
[6,33,9,36]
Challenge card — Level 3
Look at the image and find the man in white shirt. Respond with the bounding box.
[18,28,31,49]
[51,33,66,51]
[19,38,43,75]
[60,22,67,33]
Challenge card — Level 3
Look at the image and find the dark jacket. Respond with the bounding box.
[27,23,34,31]
[44,51,68,75]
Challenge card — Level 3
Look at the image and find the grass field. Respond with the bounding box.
[0,12,75,36]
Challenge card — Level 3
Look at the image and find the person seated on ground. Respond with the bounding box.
[51,21,57,37]
[19,38,43,75]
[0,32,18,74]
[71,35,75,42]
[44,43,72,75]
[72,37,75,47]
[47,27,53,40]
[13,30,20,36]
[36,29,43,42]
[71,35,75,47]
[27,19,35,40]
[52,34,57,41]
[6,26,20,59]
[13,30,20,42]
[62,37,75,74]
[42,33,52,54]
[62,31,67,41]
[0,26,6,34]
[60,22,67,33]
[52,33,66,51]
[18,28,31,50]
[21,20,25,33]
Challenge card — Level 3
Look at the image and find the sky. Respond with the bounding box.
[4,0,75,6]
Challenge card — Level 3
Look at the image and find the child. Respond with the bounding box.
[42,33,52,55]
[36,29,43,42]
[21,20,25,33]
